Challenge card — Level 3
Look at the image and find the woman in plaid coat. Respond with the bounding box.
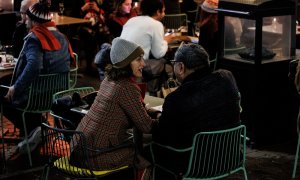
[70,38,157,177]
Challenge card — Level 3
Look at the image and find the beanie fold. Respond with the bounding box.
[113,47,144,68]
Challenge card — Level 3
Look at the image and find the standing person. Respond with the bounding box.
[198,0,219,60]
[12,0,38,58]
[198,0,236,60]
[120,0,174,95]
[1,0,72,150]
[152,43,241,179]
[70,38,158,179]
[106,0,137,38]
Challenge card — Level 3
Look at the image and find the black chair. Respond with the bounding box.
[40,123,136,180]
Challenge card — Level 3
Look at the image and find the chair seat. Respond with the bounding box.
[54,156,129,176]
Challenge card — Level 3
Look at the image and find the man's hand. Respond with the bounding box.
[4,86,15,103]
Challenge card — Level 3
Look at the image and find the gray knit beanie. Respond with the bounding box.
[174,43,210,69]
[110,38,144,68]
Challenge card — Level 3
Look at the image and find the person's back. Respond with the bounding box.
[152,43,241,178]
[121,16,167,60]
[1,0,71,140]
[71,38,157,179]
[12,19,71,106]
[120,0,171,60]
[154,69,240,148]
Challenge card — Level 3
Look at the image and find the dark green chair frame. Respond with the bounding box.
[150,125,248,180]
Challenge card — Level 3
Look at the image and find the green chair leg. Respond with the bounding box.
[293,133,300,178]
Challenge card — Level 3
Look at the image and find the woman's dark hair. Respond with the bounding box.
[105,64,133,81]
[140,0,164,17]
[113,0,126,13]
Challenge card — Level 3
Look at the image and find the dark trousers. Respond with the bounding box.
[1,100,42,135]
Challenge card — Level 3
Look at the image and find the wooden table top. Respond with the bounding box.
[52,14,90,26]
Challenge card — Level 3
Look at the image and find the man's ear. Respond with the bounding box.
[178,62,185,75]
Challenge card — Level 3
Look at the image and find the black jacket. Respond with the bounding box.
[153,69,241,148]
[151,69,241,177]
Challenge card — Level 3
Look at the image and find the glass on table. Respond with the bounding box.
[4,45,14,63]
[58,3,64,16]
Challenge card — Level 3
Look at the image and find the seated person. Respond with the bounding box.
[120,0,174,95]
[1,1,72,151]
[106,0,137,38]
[152,43,241,179]
[94,43,111,80]
[70,38,158,179]
[72,0,108,73]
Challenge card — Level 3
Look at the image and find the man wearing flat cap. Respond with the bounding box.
[152,43,241,179]
[1,0,72,146]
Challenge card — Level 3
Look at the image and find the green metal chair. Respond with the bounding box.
[293,132,300,178]
[1,73,69,167]
[162,13,188,30]
[50,87,95,130]
[69,53,79,89]
[40,123,136,180]
[150,125,248,180]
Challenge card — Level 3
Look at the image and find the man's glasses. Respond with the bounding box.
[170,60,182,66]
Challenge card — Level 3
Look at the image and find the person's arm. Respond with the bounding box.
[150,22,169,59]
[13,36,43,99]
[119,82,156,133]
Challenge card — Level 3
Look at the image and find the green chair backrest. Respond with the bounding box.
[69,52,78,89]
[51,87,96,129]
[162,13,188,30]
[21,73,69,112]
[183,125,247,180]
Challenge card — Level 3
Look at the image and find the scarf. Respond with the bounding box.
[113,10,137,26]
[30,21,74,62]
[30,21,61,51]
[129,77,145,104]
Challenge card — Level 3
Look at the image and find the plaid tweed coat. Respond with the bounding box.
[70,77,155,170]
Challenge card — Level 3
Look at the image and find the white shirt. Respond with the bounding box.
[120,16,168,60]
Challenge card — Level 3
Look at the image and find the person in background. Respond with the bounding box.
[120,0,174,95]
[70,38,157,179]
[72,0,108,74]
[198,0,236,60]
[152,43,241,179]
[12,0,38,58]
[1,0,72,152]
[164,0,181,14]
[106,0,137,38]
[94,42,111,80]
[198,0,219,60]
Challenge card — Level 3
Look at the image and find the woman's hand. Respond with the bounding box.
[89,1,100,13]
[81,2,91,11]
